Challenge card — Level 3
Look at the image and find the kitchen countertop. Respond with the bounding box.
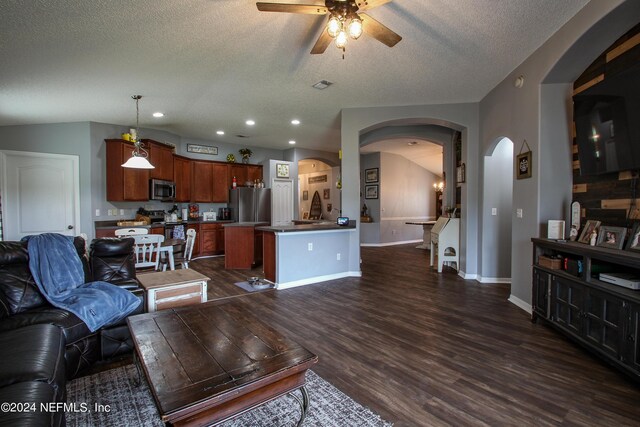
[257,222,356,233]
[223,222,269,228]
[94,219,233,230]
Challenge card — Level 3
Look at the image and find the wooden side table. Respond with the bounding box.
[137,269,210,312]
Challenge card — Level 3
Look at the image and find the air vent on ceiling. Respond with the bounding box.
[312,80,333,90]
[235,134,249,138]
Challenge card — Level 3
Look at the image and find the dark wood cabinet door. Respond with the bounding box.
[552,276,584,335]
[628,305,640,373]
[200,223,224,255]
[174,156,191,202]
[583,288,625,359]
[191,161,213,202]
[246,165,263,184]
[216,227,225,254]
[147,141,174,181]
[212,163,229,203]
[532,268,550,320]
[229,164,249,186]
[121,144,150,201]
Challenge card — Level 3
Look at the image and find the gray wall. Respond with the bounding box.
[481,138,513,280]
[478,0,640,308]
[0,122,93,238]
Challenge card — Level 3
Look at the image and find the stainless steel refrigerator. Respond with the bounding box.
[229,188,271,223]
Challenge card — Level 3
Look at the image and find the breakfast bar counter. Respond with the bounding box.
[257,222,358,289]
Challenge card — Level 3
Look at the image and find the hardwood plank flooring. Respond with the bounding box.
[187,244,640,426]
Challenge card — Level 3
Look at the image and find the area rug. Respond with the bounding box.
[66,364,392,426]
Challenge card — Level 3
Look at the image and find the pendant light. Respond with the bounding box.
[122,95,155,169]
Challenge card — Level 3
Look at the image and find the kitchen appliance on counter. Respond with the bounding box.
[150,179,176,202]
[202,211,217,221]
[218,207,231,221]
[229,188,271,223]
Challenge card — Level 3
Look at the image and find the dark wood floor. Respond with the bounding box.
[188,245,640,426]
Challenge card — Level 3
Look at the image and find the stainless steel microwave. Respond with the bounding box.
[149,179,175,202]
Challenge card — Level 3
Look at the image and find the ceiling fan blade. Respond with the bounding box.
[355,0,392,11]
[311,28,332,54]
[256,2,328,14]
[361,13,402,47]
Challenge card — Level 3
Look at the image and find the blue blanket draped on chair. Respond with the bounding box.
[25,233,141,332]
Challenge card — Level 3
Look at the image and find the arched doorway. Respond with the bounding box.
[480,137,513,282]
[297,159,341,221]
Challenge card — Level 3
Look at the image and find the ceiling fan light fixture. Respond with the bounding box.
[335,30,348,49]
[327,16,342,38]
[348,17,363,39]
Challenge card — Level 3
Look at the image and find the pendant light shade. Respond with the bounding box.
[122,95,155,169]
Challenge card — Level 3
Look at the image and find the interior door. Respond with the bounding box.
[271,179,293,226]
[0,151,80,240]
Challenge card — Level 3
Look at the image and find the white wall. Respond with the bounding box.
[299,166,340,221]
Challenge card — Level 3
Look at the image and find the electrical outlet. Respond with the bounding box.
[492,208,497,216]
[336,253,341,261]
[308,243,313,251]
[95,209,100,217]
[119,209,125,215]
[517,208,523,218]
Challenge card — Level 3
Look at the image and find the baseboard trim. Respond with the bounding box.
[508,294,532,314]
[477,276,512,284]
[458,270,477,280]
[276,271,362,290]
[361,240,422,247]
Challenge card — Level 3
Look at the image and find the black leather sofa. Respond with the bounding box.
[0,237,144,426]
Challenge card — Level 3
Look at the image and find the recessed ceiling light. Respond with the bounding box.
[291,119,300,125]
[246,120,255,126]
[152,112,164,118]
[289,140,296,145]
[216,130,225,135]
[312,80,332,90]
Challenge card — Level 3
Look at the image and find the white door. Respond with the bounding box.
[0,151,80,240]
[271,179,294,226]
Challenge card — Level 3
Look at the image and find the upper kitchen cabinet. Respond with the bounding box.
[229,164,263,187]
[145,140,174,181]
[173,155,191,202]
[106,139,149,201]
[212,163,229,203]
[190,160,213,202]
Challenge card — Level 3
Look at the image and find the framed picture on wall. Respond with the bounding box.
[365,168,379,183]
[302,190,308,201]
[323,188,330,199]
[516,151,532,179]
[365,185,378,199]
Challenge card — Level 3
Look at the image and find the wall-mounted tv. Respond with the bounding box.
[573,64,640,176]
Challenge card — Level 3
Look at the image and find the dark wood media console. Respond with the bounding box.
[531,238,640,382]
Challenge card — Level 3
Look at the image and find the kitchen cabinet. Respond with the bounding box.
[200,223,225,256]
[146,140,174,181]
[228,164,263,187]
[173,156,191,202]
[224,224,263,269]
[212,163,229,203]
[532,238,640,381]
[106,139,149,201]
[190,161,213,202]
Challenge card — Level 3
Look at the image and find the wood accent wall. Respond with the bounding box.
[572,23,640,228]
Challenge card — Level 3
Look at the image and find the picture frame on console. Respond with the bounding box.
[578,220,600,244]
[625,222,640,252]
[596,226,627,250]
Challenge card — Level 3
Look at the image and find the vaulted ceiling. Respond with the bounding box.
[0,0,589,153]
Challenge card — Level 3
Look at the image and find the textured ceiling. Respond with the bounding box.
[0,0,589,154]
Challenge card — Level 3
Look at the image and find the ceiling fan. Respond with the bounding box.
[256,0,402,54]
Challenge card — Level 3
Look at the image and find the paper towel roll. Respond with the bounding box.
[182,208,188,220]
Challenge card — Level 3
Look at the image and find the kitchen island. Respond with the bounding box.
[257,222,359,289]
[223,222,268,269]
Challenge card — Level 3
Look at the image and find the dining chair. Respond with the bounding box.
[159,229,196,271]
[115,227,149,237]
[178,229,197,269]
[132,234,163,270]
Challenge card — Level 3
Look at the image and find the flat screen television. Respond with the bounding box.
[573,64,640,175]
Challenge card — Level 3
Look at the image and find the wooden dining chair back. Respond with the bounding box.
[132,234,163,270]
[115,227,149,237]
[182,228,197,269]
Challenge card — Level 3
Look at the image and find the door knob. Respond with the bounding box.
[67,225,74,230]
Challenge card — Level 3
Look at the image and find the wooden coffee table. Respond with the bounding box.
[127,297,318,426]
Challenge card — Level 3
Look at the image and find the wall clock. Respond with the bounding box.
[276,163,290,178]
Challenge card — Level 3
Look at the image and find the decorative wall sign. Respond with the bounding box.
[323,188,330,199]
[308,175,327,184]
[276,163,290,178]
[456,163,466,183]
[516,140,532,179]
[365,185,378,199]
[365,168,379,183]
[187,144,218,155]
